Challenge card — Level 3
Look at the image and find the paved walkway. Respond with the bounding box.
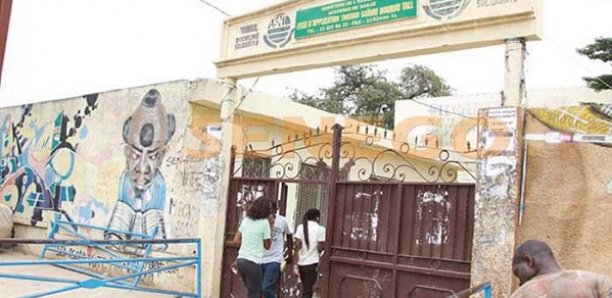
[0,249,166,297]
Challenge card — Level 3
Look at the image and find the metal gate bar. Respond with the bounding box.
[0,238,202,297]
[446,282,492,298]
[41,213,160,279]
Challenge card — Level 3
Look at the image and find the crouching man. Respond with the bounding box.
[511,240,612,297]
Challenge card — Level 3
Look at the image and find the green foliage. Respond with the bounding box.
[399,65,452,99]
[290,64,451,128]
[577,37,612,91]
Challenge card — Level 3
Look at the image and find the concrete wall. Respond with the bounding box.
[0,79,191,234]
[517,114,612,280]
[0,79,227,293]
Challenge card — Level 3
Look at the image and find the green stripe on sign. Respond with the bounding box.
[295,0,417,39]
[268,26,292,34]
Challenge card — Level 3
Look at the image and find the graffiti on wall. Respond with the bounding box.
[170,198,201,238]
[183,120,223,203]
[178,154,221,202]
[0,95,99,225]
[105,89,176,247]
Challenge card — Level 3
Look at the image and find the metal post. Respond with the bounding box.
[40,215,60,259]
[209,77,237,297]
[133,226,158,286]
[484,284,492,298]
[0,0,12,83]
[229,145,236,178]
[197,239,202,298]
[322,123,343,298]
[503,38,526,107]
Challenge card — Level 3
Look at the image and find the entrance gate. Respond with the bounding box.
[214,1,542,295]
[220,126,475,297]
[327,182,474,297]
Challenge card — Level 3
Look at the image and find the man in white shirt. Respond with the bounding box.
[261,201,293,298]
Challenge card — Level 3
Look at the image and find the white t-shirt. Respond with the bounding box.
[294,221,326,266]
[261,215,291,264]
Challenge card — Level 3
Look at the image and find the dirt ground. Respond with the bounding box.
[0,249,168,297]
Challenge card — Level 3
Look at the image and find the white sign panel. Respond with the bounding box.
[217,0,542,78]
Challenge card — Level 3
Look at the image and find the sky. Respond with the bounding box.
[0,0,610,108]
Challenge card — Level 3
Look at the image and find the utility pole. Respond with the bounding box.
[0,0,13,83]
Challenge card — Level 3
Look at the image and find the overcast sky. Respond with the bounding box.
[0,0,610,108]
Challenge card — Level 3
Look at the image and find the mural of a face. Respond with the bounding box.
[122,89,176,190]
[105,89,175,249]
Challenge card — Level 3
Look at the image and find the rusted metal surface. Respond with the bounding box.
[324,182,475,297]
[321,124,344,298]
[220,178,279,298]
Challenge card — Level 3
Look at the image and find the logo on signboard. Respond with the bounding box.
[263,13,294,49]
[423,0,471,21]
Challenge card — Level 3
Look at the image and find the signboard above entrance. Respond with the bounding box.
[295,0,417,39]
[217,0,542,79]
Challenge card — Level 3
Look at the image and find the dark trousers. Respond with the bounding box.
[261,262,281,298]
[237,258,262,298]
[298,263,319,298]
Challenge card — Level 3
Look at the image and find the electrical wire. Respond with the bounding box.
[233,77,260,116]
[232,77,261,147]
[195,0,231,17]
[403,98,475,119]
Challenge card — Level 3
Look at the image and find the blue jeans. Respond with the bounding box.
[261,262,281,298]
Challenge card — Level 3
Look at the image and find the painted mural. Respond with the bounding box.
[105,89,175,246]
[0,95,99,226]
[0,79,239,294]
[0,86,189,247]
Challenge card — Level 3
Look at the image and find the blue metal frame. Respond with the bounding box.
[446,282,493,298]
[0,215,202,297]
[483,283,492,298]
[40,214,161,282]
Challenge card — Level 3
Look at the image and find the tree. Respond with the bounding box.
[577,37,612,91]
[399,65,452,99]
[290,64,451,128]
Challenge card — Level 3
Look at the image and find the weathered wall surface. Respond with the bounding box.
[518,115,612,280]
[1,81,189,231]
[471,107,524,297]
[0,79,227,293]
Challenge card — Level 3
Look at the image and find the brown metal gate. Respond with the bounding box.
[220,125,476,297]
[324,182,474,297]
[220,146,331,297]
[221,177,279,298]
